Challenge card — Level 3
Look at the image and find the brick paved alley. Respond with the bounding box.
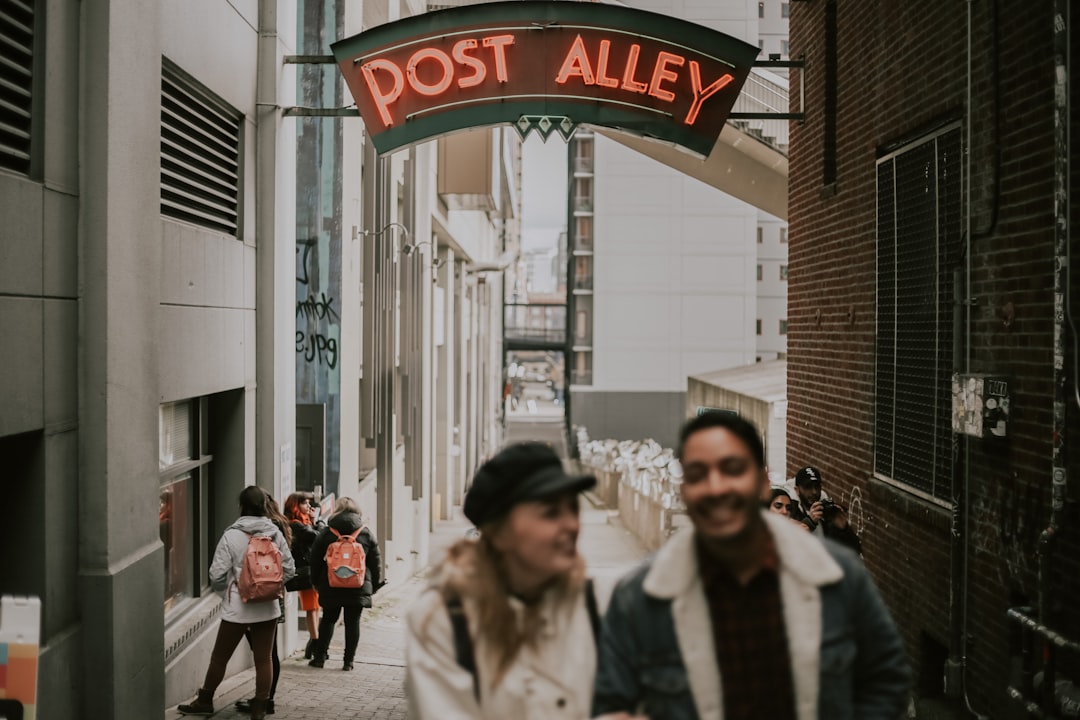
[166,501,647,720]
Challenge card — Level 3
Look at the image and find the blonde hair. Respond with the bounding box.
[426,524,585,689]
[334,496,360,516]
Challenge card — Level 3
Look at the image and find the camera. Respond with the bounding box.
[819,498,843,519]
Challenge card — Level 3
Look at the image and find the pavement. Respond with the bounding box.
[165,495,648,719]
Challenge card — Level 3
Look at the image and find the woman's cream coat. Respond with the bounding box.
[405,574,597,720]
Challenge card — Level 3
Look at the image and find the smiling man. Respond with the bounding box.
[592,412,910,720]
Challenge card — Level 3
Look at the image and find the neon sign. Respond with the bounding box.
[331,1,758,156]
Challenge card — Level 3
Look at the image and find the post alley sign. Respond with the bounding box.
[330,1,759,156]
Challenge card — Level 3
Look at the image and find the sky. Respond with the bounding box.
[520,134,569,252]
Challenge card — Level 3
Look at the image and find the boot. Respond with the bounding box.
[304,638,316,659]
[236,697,276,715]
[249,697,269,720]
[342,658,354,671]
[177,688,214,715]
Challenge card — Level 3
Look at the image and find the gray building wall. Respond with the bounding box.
[570,391,687,449]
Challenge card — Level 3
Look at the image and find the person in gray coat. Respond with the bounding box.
[593,412,910,720]
[178,486,295,720]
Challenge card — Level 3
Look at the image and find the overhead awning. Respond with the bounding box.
[597,122,789,220]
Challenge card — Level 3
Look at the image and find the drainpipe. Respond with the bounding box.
[956,3,995,718]
[1036,0,1070,711]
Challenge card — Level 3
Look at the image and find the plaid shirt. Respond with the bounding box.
[695,533,797,720]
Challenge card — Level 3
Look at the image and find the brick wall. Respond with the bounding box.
[789,0,1080,709]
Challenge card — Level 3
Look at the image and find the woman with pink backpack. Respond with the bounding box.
[177,486,295,720]
[307,496,383,671]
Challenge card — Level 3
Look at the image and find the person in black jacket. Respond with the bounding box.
[308,496,383,671]
[789,466,862,554]
[283,492,325,659]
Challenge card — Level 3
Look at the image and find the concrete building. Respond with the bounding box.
[566,0,789,448]
[788,0,1080,714]
[0,0,511,716]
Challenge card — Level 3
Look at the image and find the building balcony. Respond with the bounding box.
[571,369,593,385]
[572,275,593,291]
[572,156,594,174]
[573,197,593,213]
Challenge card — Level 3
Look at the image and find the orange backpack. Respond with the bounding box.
[237,533,284,602]
[325,527,367,589]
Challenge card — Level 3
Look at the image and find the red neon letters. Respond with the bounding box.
[555,35,733,125]
[362,34,516,126]
[360,31,733,128]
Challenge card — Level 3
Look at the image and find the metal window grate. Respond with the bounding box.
[0,0,34,174]
[875,126,961,499]
[161,60,242,235]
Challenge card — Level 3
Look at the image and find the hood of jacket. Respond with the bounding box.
[228,516,280,536]
[327,511,364,535]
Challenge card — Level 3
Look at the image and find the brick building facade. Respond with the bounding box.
[788,0,1080,713]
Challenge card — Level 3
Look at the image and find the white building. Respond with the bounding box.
[567,0,789,447]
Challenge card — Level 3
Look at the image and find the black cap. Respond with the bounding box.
[463,442,596,527]
[795,466,823,486]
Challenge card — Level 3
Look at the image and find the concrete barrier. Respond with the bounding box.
[594,468,620,509]
[613,471,688,552]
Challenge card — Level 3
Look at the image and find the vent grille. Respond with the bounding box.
[0,0,35,174]
[875,126,960,499]
[161,61,242,235]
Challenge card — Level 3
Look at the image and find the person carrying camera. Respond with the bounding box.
[790,466,862,554]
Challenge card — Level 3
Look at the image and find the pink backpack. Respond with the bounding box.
[325,527,367,589]
[237,533,284,602]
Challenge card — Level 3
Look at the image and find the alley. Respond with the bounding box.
[165,501,647,720]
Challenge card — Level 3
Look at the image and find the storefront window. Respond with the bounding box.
[159,399,212,614]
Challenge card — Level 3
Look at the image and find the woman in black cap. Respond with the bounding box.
[404,441,640,720]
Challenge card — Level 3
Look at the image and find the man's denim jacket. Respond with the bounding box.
[592,512,910,720]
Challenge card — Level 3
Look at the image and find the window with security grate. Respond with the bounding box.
[160,60,242,236]
[0,0,35,175]
[874,125,961,500]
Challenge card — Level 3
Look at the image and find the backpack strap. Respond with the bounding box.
[330,526,364,542]
[443,581,601,705]
[444,593,480,702]
[584,578,601,646]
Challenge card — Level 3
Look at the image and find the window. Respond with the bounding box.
[574,177,593,211]
[757,227,763,244]
[0,0,36,175]
[573,138,593,173]
[575,216,593,251]
[160,399,213,614]
[574,256,593,290]
[780,265,788,280]
[576,310,588,339]
[779,319,788,335]
[756,264,763,281]
[782,40,790,56]
[782,2,790,18]
[874,125,960,500]
[758,2,765,18]
[756,319,762,336]
[780,227,788,243]
[572,351,592,385]
[161,59,243,236]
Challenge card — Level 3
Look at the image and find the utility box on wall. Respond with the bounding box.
[952,374,1010,439]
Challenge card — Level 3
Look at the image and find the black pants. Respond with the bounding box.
[317,605,363,662]
[245,625,280,699]
[204,620,276,700]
